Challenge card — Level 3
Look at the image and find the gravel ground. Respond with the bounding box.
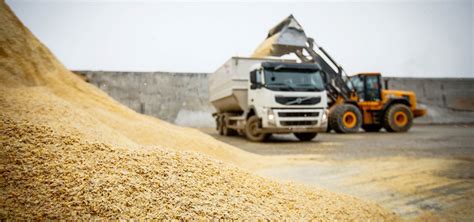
[200,125,474,220]
[0,2,400,219]
[200,125,474,159]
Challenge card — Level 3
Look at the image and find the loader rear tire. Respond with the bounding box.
[294,133,317,141]
[245,115,270,142]
[329,104,362,133]
[384,104,413,132]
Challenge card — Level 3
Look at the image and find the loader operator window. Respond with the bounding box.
[350,76,365,100]
[264,69,324,92]
[365,75,381,101]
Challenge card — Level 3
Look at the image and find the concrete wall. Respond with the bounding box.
[76,71,474,127]
[76,71,215,127]
[385,77,474,124]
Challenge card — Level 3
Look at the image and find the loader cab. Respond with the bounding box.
[350,73,382,102]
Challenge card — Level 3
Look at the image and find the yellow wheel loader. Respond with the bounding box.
[252,15,426,133]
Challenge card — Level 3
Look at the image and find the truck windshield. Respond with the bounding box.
[264,69,325,92]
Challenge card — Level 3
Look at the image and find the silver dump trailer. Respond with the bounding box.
[209,57,328,142]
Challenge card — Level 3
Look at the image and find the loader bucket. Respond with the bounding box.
[252,15,309,58]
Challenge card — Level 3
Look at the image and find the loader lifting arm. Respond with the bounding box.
[251,15,355,104]
[251,15,427,134]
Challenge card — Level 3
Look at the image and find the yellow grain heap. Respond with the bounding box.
[0,1,398,220]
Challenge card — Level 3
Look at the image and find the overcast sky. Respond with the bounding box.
[6,0,473,77]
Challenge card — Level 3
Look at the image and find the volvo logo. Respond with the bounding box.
[286,97,310,105]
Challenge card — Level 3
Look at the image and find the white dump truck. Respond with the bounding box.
[209,57,328,142]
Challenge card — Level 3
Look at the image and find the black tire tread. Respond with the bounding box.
[383,104,414,132]
[329,104,362,134]
[245,116,270,142]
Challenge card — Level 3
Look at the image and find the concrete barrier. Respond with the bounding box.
[385,77,474,124]
[76,71,215,127]
[76,71,474,127]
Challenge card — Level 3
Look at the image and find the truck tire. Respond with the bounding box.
[221,114,237,136]
[329,104,362,133]
[222,123,237,136]
[245,115,270,142]
[383,104,413,132]
[362,124,383,132]
[294,133,317,141]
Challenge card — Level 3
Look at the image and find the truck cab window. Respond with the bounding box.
[264,69,324,92]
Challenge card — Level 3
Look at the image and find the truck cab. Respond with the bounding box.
[210,57,328,142]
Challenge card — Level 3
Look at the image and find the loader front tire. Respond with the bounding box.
[329,104,362,133]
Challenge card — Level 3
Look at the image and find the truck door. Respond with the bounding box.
[249,69,264,107]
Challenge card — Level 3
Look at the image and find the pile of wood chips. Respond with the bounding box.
[0,1,398,220]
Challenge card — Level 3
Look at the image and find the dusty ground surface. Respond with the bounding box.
[200,125,474,220]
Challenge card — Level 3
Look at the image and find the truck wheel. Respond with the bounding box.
[221,115,237,136]
[329,104,362,133]
[245,115,270,142]
[383,104,413,132]
[222,124,237,136]
[362,124,383,132]
[294,133,317,141]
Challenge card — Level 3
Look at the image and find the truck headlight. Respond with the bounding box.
[322,110,328,123]
[268,109,276,125]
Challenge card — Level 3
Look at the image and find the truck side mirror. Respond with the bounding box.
[250,70,259,89]
[250,70,257,84]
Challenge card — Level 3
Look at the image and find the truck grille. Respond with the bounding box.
[280,120,318,126]
[278,112,319,117]
[275,96,321,105]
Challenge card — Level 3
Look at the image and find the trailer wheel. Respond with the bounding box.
[294,133,317,141]
[245,115,270,142]
[362,124,383,132]
[329,104,362,133]
[221,114,237,136]
[222,123,237,136]
[383,104,413,132]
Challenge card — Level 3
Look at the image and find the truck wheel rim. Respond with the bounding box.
[394,111,408,126]
[249,120,260,137]
[342,112,357,128]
